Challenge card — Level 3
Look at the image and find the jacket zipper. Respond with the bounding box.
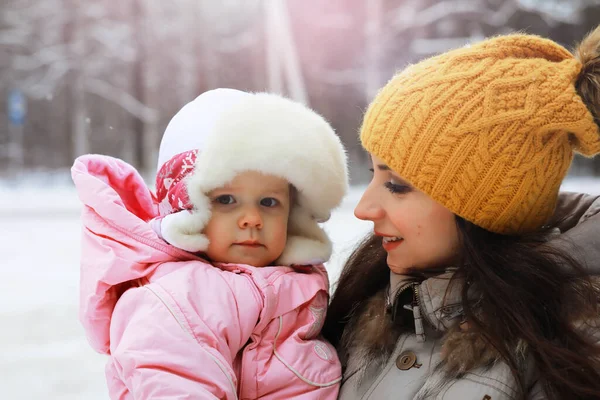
[390,282,427,343]
[412,284,426,342]
[388,282,413,317]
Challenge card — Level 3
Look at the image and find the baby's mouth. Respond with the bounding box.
[235,240,264,248]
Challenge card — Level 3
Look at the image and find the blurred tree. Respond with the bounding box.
[0,0,157,170]
[1,0,600,181]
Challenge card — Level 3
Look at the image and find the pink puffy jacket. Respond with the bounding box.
[72,155,342,399]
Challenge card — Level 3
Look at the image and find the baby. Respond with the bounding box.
[72,88,347,399]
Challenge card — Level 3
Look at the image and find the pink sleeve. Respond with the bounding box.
[109,285,240,400]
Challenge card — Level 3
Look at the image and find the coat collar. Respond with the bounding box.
[388,271,470,337]
[417,272,467,331]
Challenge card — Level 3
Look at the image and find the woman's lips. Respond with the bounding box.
[375,231,404,252]
[382,238,404,252]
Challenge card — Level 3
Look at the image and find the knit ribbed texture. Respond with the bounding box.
[361,34,600,234]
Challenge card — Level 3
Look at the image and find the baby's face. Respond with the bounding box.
[202,171,290,267]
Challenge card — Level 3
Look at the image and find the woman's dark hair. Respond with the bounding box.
[323,216,600,400]
[323,234,388,347]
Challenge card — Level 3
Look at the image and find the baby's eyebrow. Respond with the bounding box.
[264,188,289,196]
[212,187,289,196]
[377,164,390,171]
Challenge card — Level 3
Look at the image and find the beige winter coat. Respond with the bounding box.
[338,192,600,400]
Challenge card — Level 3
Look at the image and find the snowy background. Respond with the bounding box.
[0,179,369,400]
[2,177,600,399]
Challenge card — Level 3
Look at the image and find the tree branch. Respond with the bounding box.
[85,78,158,123]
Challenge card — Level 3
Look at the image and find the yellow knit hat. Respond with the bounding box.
[361,33,600,234]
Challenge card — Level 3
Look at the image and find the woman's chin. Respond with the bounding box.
[386,258,412,275]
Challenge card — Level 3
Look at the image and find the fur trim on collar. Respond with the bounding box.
[339,287,404,385]
[341,276,512,381]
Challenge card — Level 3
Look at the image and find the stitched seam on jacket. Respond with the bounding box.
[144,285,239,399]
[462,376,515,399]
[91,209,205,261]
[427,339,439,372]
[241,274,264,318]
[360,334,410,400]
[466,371,516,393]
[580,198,600,222]
[439,379,457,399]
[272,316,342,387]
[145,286,193,337]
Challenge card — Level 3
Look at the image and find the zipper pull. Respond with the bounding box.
[412,285,426,343]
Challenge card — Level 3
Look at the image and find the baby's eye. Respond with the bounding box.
[260,198,279,207]
[215,195,235,205]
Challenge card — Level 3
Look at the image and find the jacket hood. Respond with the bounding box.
[72,154,201,354]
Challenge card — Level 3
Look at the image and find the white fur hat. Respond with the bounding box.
[153,88,348,266]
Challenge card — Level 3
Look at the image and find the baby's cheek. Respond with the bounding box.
[272,220,289,252]
[205,233,232,261]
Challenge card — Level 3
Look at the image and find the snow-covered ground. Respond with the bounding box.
[1,177,600,399]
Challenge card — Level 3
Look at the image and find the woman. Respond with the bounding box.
[324,28,600,399]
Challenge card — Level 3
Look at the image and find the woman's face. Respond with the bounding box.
[354,155,460,274]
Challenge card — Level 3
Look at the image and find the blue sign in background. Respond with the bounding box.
[8,89,26,126]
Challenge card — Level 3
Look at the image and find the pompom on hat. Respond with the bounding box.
[152,88,348,265]
[360,31,600,235]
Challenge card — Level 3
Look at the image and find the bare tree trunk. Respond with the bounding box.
[365,0,383,100]
[7,119,24,174]
[198,0,219,91]
[179,0,200,103]
[71,74,87,157]
[264,0,307,104]
[276,0,307,104]
[66,1,88,159]
[131,0,152,174]
[264,0,283,95]
[141,0,161,175]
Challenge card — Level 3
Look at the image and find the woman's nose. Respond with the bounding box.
[354,185,385,221]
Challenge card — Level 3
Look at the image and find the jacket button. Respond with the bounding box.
[396,351,418,370]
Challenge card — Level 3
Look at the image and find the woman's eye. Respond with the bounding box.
[215,195,235,205]
[384,180,411,194]
[260,198,279,207]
